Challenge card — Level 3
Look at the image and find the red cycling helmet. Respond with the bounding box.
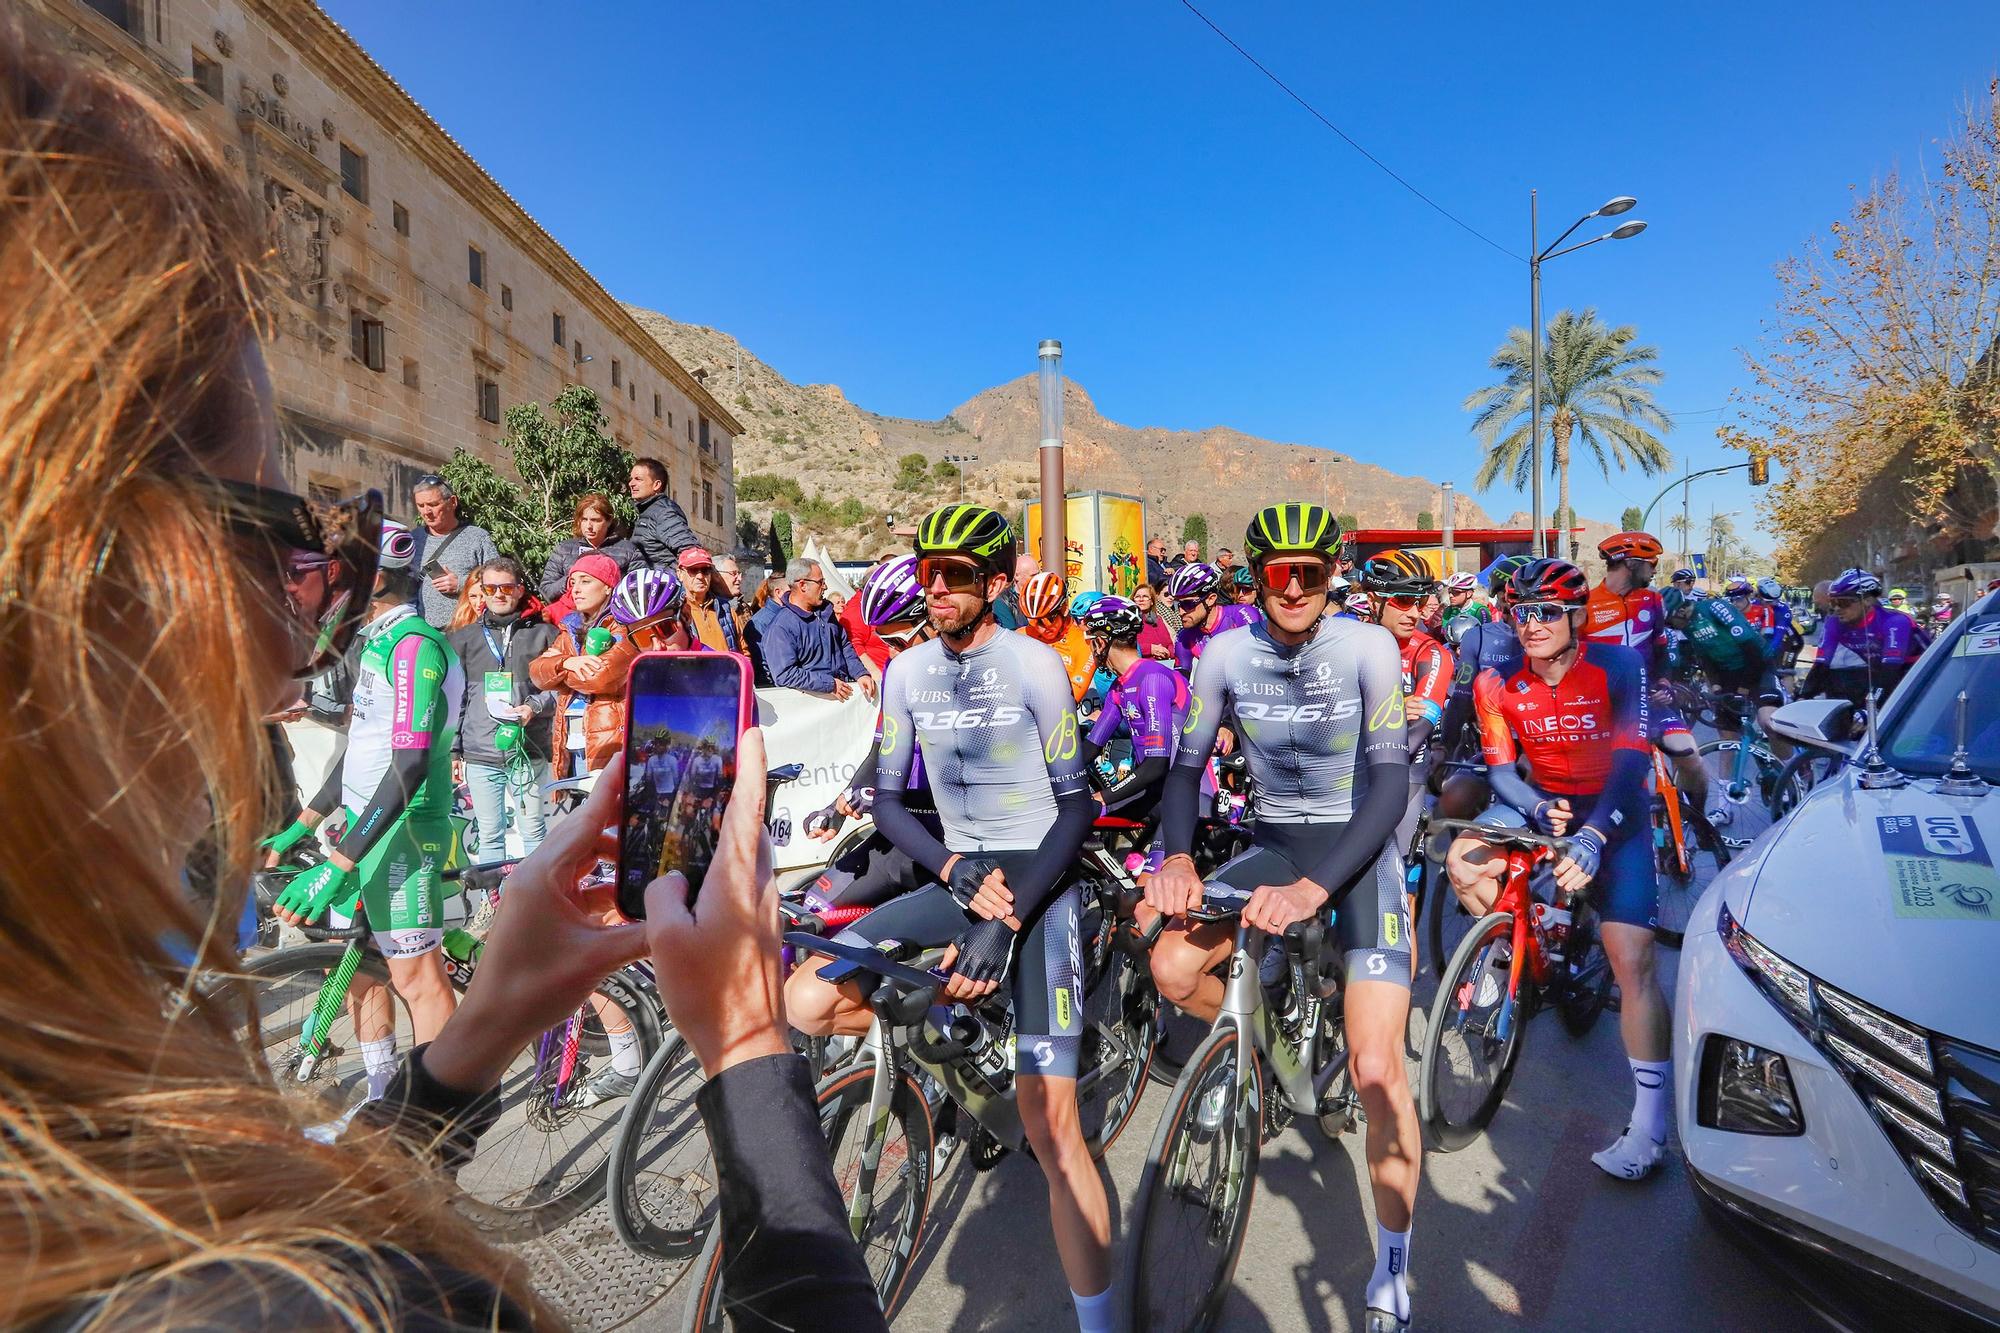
[1510,557,1591,607]
[1598,531,1664,563]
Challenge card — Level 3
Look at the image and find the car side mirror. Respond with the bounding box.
[1767,699,1859,756]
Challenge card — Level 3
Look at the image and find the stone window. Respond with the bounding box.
[402,358,420,389]
[339,143,368,204]
[702,480,715,522]
[573,340,583,363]
[629,381,637,403]
[653,392,662,419]
[477,375,501,424]
[699,415,712,454]
[685,419,693,443]
[500,284,513,311]
[349,312,384,373]
[391,201,409,236]
[552,313,565,347]
[611,359,622,389]
[667,410,674,430]
[83,0,140,38]
[191,48,223,100]
[467,245,486,290]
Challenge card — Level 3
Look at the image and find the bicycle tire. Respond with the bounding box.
[234,943,405,1117]
[679,1059,934,1332]
[1695,738,1790,849]
[1555,906,1614,1038]
[1654,794,1731,950]
[605,1031,714,1260]
[452,968,662,1240]
[1124,1027,1262,1332]
[1078,953,1158,1158]
[1418,912,1529,1153]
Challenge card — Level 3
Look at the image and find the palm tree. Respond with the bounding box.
[1463,308,1674,555]
[1666,512,1691,565]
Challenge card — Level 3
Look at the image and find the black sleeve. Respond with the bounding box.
[654,498,698,558]
[359,1042,501,1173]
[697,1054,889,1333]
[307,732,348,818]
[1304,758,1412,899]
[873,786,954,880]
[1160,760,1203,861]
[841,746,881,804]
[1436,688,1474,763]
[333,748,426,864]
[538,542,572,601]
[999,786,1095,923]
[1099,754,1171,815]
[1800,657,1829,699]
[1406,718,1435,759]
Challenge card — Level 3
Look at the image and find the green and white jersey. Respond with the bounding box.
[343,604,462,823]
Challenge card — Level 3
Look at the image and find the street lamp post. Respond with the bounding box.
[1440,480,1456,574]
[1037,340,1066,576]
[942,452,978,503]
[1527,192,1648,557]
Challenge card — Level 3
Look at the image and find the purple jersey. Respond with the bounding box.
[1088,658,1190,760]
[1175,602,1263,674]
[1816,605,1923,671]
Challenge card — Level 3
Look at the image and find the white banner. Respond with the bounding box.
[756,686,878,869]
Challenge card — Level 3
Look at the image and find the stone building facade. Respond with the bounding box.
[25,0,741,545]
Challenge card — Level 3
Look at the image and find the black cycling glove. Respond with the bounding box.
[945,855,1002,913]
[951,917,1017,989]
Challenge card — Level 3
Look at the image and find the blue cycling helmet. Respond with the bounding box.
[1669,567,1696,584]
[611,567,685,625]
[1829,567,1881,598]
[1070,589,1106,619]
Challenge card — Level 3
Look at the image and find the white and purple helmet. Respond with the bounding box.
[859,555,924,627]
[611,567,685,625]
[377,517,417,570]
[1165,561,1222,602]
[1829,567,1881,598]
[1444,571,1478,594]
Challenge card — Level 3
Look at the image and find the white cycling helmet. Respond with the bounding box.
[377,517,417,570]
[1444,571,1478,593]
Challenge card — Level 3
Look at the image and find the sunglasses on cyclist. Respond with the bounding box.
[1510,601,1575,625]
[1829,596,1861,610]
[628,619,680,651]
[916,557,989,594]
[1377,592,1426,611]
[1255,560,1332,594]
[218,480,384,681]
[1174,596,1209,612]
[878,625,924,651]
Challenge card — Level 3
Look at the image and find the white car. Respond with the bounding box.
[1675,592,2000,1329]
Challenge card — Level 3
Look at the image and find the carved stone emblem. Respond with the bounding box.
[322,117,336,140]
[272,71,288,96]
[263,178,327,307]
[214,29,232,56]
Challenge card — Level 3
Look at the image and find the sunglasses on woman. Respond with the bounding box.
[1510,601,1574,625]
[916,557,987,594]
[1255,560,1332,594]
[218,480,384,680]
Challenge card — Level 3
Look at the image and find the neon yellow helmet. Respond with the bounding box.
[913,503,1016,577]
[1243,503,1341,567]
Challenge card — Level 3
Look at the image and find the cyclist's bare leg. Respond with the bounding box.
[1757,703,1794,759]
[348,972,394,1044]
[1664,735,1708,809]
[1346,978,1420,1230]
[1017,1073,1111,1299]
[385,950,457,1045]
[1147,920,1234,1024]
[783,967,873,1039]
[1593,920,1672,1178]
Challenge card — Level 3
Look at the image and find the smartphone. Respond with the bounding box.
[617,651,755,920]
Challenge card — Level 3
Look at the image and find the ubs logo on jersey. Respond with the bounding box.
[910,690,951,703]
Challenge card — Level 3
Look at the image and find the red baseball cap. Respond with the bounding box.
[677,546,715,571]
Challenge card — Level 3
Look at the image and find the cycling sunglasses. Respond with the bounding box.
[1828,595,1862,611]
[1510,601,1575,625]
[916,556,988,595]
[1377,592,1426,611]
[1255,560,1332,594]
[218,480,384,680]
[1174,596,1209,612]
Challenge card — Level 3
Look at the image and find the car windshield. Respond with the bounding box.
[1881,613,2000,779]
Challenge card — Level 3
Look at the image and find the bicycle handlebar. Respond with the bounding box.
[782,931,944,993]
[1428,817,1572,858]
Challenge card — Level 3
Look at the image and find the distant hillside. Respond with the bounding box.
[628,306,1632,565]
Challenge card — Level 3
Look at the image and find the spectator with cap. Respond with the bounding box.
[626,456,698,567]
[760,557,873,700]
[538,492,638,605]
[528,551,636,778]
[677,547,734,652]
[409,474,499,630]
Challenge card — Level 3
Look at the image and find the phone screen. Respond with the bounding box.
[617,653,747,919]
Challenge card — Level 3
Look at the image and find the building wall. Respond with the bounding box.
[25,0,740,547]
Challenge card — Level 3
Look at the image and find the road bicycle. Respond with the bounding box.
[678,858,1162,1329]
[1417,819,1614,1152]
[1120,891,1364,1331]
[1688,686,1813,839]
[1648,743,1732,947]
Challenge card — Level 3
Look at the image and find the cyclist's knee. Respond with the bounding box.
[1016,1077,1085,1153]
[1148,933,1208,1006]
[1602,925,1656,983]
[387,951,451,1000]
[1348,1032,1408,1101]
[783,969,844,1035]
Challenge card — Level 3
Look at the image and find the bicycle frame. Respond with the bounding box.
[1651,748,1689,875]
[1212,920,1349,1119]
[1484,850,1555,1043]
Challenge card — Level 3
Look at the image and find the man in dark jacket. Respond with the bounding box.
[759,558,873,699]
[447,557,558,854]
[627,457,697,567]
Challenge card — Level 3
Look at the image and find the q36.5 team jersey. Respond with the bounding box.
[876,628,1089,853]
[1175,616,1407,823]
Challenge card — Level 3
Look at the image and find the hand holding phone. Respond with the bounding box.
[617,651,756,920]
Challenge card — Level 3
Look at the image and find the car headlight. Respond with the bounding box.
[1698,1036,1804,1135]
[1717,899,1814,1039]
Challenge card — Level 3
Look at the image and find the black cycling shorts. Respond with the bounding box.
[1708,661,1784,708]
[828,849,1085,1079]
[812,832,930,909]
[1206,821,1411,989]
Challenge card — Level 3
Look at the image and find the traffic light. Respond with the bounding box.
[1748,446,1770,486]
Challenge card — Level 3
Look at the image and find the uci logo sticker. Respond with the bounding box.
[1920,815,1976,858]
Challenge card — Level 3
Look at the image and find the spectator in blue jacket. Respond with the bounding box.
[759,558,874,700]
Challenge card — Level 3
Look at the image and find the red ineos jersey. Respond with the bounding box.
[1399,630,1453,728]
[1472,642,1650,794]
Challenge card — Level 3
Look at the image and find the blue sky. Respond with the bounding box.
[323,1,2000,551]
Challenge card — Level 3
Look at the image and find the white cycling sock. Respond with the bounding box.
[1591,1059,1670,1179]
[607,1025,642,1076]
[1071,1284,1114,1333]
[1365,1223,1411,1322]
[359,1036,398,1101]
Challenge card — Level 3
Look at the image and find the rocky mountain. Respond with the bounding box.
[628,305,1580,564]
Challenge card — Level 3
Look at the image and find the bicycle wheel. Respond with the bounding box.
[1696,738,1789,849]
[453,968,662,1239]
[1419,912,1529,1152]
[1125,1027,1262,1332]
[680,1059,934,1331]
[1555,906,1614,1038]
[1654,794,1731,949]
[1078,952,1158,1157]
[235,943,410,1123]
[1313,993,1361,1140]
[1428,880,1480,984]
[606,1031,715,1260]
